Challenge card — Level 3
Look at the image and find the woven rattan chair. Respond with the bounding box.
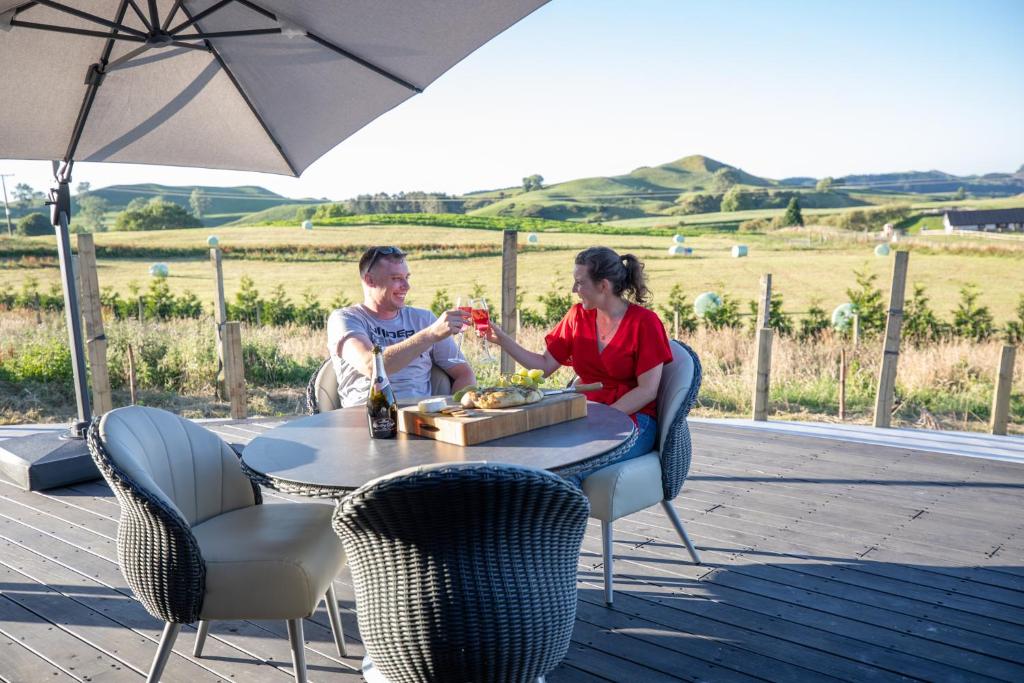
[581,339,703,605]
[306,356,454,414]
[88,406,349,683]
[333,462,589,683]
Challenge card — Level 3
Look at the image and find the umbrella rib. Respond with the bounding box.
[35,0,148,39]
[126,0,152,31]
[304,32,422,93]
[63,0,133,163]
[9,18,146,42]
[167,0,233,35]
[177,28,281,40]
[231,0,422,93]
[161,0,184,31]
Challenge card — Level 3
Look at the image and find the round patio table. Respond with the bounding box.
[241,403,637,497]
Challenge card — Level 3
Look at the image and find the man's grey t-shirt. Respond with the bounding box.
[326,305,465,408]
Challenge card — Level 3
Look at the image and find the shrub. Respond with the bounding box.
[2,338,72,383]
[230,276,261,323]
[261,284,295,326]
[243,338,311,386]
[143,278,176,320]
[675,193,721,215]
[295,290,327,328]
[952,284,994,342]
[658,284,698,335]
[537,281,573,326]
[746,293,793,336]
[17,212,51,236]
[846,268,886,334]
[295,206,316,222]
[904,284,949,345]
[430,288,453,317]
[1004,295,1024,345]
[798,301,830,341]
[702,294,742,330]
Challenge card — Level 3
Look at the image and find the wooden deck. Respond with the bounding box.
[1,420,1022,682]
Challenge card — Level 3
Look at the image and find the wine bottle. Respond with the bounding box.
[367,344,398,439]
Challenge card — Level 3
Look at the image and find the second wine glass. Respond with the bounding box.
[470,297,496,363]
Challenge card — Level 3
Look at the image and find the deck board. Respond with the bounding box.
[1,420,1022,682]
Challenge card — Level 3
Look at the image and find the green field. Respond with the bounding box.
[2,223,1022,322]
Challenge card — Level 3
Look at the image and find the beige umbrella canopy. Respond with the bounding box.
[0,0,547,472]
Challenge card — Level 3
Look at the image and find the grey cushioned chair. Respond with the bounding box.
[333,462,589,683]
[581,340,703,605]
[88,406,348,683]
[307,356,453,414]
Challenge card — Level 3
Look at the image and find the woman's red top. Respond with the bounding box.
[545,303,673,420]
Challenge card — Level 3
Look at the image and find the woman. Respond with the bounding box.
[485,246,673,483]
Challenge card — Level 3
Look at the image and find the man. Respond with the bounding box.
[327,245,476,407]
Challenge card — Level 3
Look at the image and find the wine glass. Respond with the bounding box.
[442,295,472,365]
[470,297,496,363]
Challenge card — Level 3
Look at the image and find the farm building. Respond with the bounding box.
[943,208,1024,233]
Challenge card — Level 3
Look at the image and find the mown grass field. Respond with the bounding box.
[2,223,1022,322]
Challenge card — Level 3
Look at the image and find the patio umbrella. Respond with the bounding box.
[0,0,548,488]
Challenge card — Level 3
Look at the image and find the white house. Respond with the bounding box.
[944,209,1024,233]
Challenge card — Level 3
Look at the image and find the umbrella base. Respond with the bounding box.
[0,431,99,491]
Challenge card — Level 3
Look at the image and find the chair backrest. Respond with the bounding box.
[333,463,589,683]
[655,340,703,501]
[88,406,260,623]
[307,357,454,414]
[307,357,341,414]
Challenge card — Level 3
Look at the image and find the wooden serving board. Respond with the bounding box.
[398,393,587,446]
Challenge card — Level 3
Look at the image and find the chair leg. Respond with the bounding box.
[192,620,210,657]
[286,618,308,683]
[147,622,181,683]
[661,500,701,564]
[324,584,348,657]
[601,520,614,606]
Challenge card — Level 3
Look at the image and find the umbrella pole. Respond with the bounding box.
[50,174,91,437]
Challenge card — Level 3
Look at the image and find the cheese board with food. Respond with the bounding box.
[397,382,600,446]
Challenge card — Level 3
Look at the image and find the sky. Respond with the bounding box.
[2,0,1022,201]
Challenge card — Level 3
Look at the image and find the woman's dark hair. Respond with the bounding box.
[575,246,651,305]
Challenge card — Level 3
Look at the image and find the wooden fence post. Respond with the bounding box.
[127,343,138,405]
[137,296,144,322]
[34,291,41,324]
[223,321,247,419]
[853,314,861,347]
[500,229,518,374]
[757,273,772,329]
[873,251,909,428]
[76,234,112,415]
[210,248,228,399]
[752,327,773,421]
[990,345,1017,436]
[673,310,680,340]
[838,349,847,421]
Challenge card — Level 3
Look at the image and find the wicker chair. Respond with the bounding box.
[581,339,703,605]
[306,356,454,414]
[333,462,589,683]
[88,406,349,683]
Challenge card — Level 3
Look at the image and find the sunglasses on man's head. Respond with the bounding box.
[362,246,406,275]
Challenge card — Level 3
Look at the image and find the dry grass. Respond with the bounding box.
[2,311,1020,434]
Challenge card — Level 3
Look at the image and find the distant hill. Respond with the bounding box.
[81,184,321,226]
[836,170,1024,196]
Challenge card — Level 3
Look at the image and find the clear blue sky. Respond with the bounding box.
[3,0,1022,200]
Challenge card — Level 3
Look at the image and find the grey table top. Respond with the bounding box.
[241,403,635,494]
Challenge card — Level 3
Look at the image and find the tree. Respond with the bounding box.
[952,284,994,341]
[76,181,91,195]
[13,183,35,210]
[76,194,109,233]
[815,177,833,193]
[522,174,544,192]
[711,168,739,192]
[845,268,886,334]
[720,186,753,212]
[189,188,210,220]
[115,197,202,231]
[674,192,721,215]
[16,212,51,236]
[781,197,804,227]
[904,284,949,345]
[954,186,967,201]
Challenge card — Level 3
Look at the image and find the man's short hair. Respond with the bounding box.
[359,246,407,278]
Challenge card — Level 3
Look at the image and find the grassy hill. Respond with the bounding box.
[80,184,321,227]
